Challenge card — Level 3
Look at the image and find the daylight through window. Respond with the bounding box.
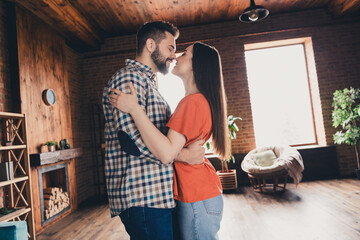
[245,42,317,147]
[157,60,185,113]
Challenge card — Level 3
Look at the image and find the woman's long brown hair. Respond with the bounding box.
[192,42,230,159]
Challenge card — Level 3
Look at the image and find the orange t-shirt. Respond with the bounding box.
[166,93,222,203]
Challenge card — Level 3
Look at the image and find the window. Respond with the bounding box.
[157,61,185,113]
[245,39,317,147]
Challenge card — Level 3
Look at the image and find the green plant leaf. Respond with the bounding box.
[45,141,57,146]
[205,141,211,150]
[332,87,360,171]
[232,123,239,132]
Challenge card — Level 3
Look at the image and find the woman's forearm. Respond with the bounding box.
[130,105,186,164]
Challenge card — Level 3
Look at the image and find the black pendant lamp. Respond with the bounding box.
[239,0,269,23]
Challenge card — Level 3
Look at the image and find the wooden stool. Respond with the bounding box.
[247,169,288,193]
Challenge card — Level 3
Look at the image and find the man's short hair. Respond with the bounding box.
[136,21,179,55]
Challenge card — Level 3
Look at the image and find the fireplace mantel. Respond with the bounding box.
[30,148,82,166]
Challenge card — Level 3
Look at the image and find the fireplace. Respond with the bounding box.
[38,163,70,226]
[30,148,81,233]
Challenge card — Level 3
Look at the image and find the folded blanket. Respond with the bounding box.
[273,145,304,185]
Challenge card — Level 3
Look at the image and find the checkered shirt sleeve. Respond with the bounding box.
[103,70,161,162]
[102,59,175,216]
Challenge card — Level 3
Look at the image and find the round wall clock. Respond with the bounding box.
[42,89,56,105]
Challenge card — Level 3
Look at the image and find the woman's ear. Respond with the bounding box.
[145,38,156,53]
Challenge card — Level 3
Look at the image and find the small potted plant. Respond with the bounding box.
[206,115,242,190]
[44,141,57,152]
[332,87,360,179]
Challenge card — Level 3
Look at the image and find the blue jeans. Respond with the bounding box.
[173,194,223,240]
[119,207,174,240]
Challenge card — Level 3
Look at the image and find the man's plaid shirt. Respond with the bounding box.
[102,59,175,217]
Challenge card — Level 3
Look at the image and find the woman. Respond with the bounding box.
[110,42,230,240]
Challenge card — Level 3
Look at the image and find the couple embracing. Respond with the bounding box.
[103,21,230,240]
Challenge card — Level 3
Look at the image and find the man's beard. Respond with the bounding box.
[151,46,170,74]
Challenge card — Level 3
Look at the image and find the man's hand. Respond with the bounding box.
[175,139,205,165]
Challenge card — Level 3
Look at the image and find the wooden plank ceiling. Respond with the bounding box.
[12,0,360,51]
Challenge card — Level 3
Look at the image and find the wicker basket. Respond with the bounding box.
[217,169,238,190]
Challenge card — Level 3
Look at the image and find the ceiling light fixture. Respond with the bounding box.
[239,0,269,23]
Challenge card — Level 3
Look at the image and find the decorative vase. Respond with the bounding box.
[355,169,360,180]
[217,169,238,190]
[60,139,71,150]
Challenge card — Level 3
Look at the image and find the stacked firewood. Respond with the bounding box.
[43,187,70,220]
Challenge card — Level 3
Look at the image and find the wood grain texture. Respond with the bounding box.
[16,6,73,155]
[16,6,78,234]
[30,148,82,166]
[36,179,360,240]
[13,0,101,50]
[11,0,360,51]
[328,0,360,15]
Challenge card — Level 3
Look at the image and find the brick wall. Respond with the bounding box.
[82,9,360,178]
[66,46,94,203]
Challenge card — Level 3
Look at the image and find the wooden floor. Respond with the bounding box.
[37,179,360,240]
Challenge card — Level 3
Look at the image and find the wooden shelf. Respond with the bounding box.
[0,112,24,119]
[30,148,82,166]
[0,176,29,187]
[0,112,35,239]
[0,207,31,222]
[0,145,27,151]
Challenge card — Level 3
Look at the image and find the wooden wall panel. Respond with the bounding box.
[15,6,77,234]
[16,6,73,154]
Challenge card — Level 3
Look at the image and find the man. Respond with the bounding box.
[102,21,204,240]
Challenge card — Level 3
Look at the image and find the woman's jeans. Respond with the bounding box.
[174,194,223,240]
[119,207,174,240]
